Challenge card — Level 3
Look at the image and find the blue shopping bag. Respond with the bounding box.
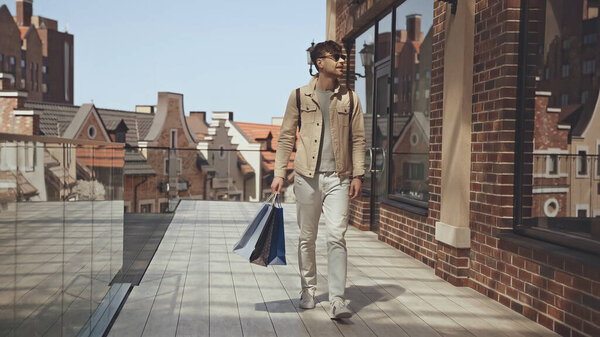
[267,203,286,265]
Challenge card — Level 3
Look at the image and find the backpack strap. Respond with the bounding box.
[296,88,301,131]
[348,89,354,135]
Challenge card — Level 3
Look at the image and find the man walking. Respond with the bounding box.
[271,40,366,319]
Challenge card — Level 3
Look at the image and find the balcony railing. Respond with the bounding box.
[0,133,125,337]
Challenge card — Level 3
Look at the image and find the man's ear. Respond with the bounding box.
[315,59,322,72]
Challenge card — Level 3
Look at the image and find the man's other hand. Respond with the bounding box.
[271,177,284,194]
[349,178,362,200]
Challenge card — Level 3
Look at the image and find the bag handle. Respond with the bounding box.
[265,192,282,206]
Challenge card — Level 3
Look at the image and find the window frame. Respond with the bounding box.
[576,147,589,178]
[514,0,600,256]
[346,1,434,214]
[163,157,182,175]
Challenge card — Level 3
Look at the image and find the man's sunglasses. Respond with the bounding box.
[317,54,347,62]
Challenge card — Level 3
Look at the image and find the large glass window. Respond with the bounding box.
[389,0,433,207]
[519,0,600,254]
[354,26,375,192]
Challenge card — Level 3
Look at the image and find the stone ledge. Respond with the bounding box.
[435,221,470,248]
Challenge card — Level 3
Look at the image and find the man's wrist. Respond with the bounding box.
[351,175,364,182]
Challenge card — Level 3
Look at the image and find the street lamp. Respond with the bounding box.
[359,42,374,69]
[306,41,316,76]
[354,42,374,79]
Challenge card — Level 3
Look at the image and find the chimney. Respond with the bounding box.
[406,14,421,42]
[190,111,207,124]
[16,0,33,27]
[271,117,283,126]
[135,105,156,114]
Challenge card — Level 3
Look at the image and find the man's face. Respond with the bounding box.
[316,53,346,77]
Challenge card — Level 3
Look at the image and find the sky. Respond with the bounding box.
[1,0,326,124]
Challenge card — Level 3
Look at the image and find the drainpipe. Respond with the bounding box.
[133,176,148,212]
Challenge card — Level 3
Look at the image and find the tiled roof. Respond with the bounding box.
[558,104,591,137]
[103,119,122,130]
[235,121,296,173]
[124,150,156,176]
[235,121,298,151]
[24,101,155,146]
[19,27,30,40]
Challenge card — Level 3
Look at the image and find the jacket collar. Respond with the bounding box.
[305,76,345,99]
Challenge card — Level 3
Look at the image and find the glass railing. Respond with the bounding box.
[0,134,124,337]
[122,146,296,214]
[0,135,298,335]
[520,154,600,253]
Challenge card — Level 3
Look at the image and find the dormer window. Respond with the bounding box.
[115,131,126,143]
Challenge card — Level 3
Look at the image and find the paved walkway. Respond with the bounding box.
[108,200,558,337]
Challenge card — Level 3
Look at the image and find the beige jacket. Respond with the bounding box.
[274,77,366,180]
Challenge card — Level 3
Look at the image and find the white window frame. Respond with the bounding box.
[87,125,97,139]
[163,157,182,175]
[543,198,560,217]
[576,145,589,178]
[138,199,154,213]
[546,154,560,176]
[170,129,177,149]
[158,197,169,212]
[533,149,569,178]
[575,204,589,218]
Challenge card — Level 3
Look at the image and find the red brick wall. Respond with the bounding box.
[0,6,22,90]
[468,0,521,289]
[497,237,600,336]
[337,0,600,335]
[534,95,569,151]
[22,28,43,102]
[126,95,205,213]
[0,96,35,135]
[349,196,370,231]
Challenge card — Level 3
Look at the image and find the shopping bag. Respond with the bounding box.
[249,194,284,266]
[267,202,286,265]
[232,194,277,261]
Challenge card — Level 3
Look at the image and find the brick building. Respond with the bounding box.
[330,0,599,335]
[195,113,296,202]
[0,70,208,212]
[0,1,74,104]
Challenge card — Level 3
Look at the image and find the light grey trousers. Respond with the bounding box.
[294,171,350,302]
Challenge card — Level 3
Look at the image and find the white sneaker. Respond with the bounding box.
[330,298,352,319]
[299,288,316,309]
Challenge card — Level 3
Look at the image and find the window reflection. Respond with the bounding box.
[526,1,600,242]
[389,1,433,206]
[355,26,375,191]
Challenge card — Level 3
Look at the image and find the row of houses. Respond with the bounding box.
[0,1,297,213]
[0,82,296,212]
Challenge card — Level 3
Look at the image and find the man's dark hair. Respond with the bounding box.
[310,40,343,72]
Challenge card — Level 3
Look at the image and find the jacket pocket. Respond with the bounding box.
[300,103,317,124]
[336,106,350,127]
